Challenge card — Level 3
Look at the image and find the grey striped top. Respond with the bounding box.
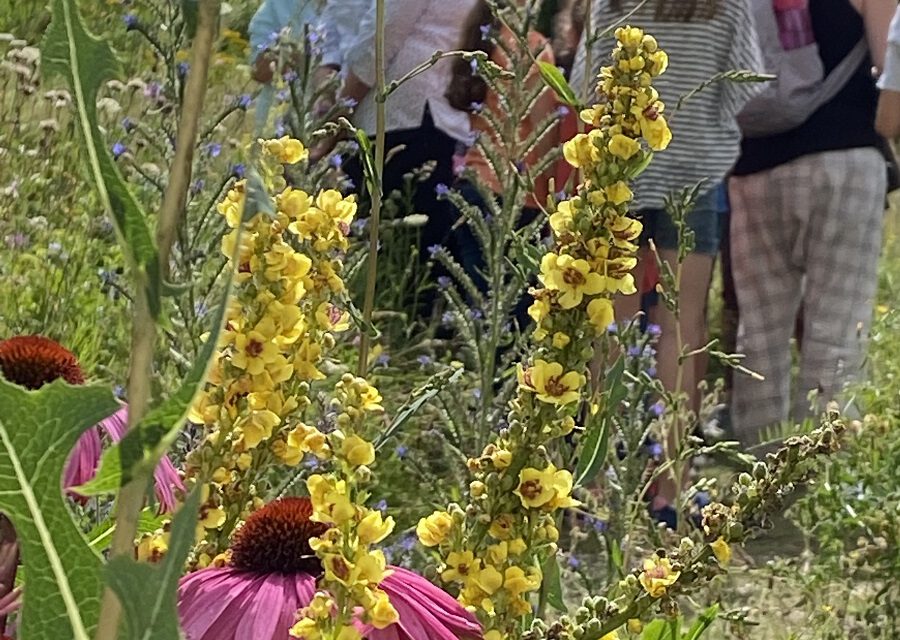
[570,0,763,210]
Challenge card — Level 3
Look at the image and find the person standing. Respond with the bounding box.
[876,4,900,138]
[570,0,763,524]
[729,0,894,446]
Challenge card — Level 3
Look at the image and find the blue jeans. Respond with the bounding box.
[637,183,725,256]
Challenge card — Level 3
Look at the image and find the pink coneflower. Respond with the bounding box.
[178,498,483,640]
[0,335,184,512]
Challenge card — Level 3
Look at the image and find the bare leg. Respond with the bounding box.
[650,249,715,506]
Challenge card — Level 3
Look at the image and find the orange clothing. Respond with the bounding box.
[462,29,560,209]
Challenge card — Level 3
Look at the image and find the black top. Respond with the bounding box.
[733,0,881,176]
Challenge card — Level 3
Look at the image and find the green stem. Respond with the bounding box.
[357,0,386,377]
[94,2,220,638]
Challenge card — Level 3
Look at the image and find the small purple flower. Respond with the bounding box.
[375,499,388,513]
[274,119,286,137]
[121,117,136,133]
[437,276,451,289]
[352,219,368,234]
[467,308,483,320]
[441,311,454,326]
[194,300,209,318]
[329,154,343,169]
[435,183,450,197]
[347,140,360,153]
[646,366,657,378]
[515,161,526,175]
[205,142,222,158]
[469,59,479,75]
[4,232,28,249]
[651,400,665,417]
[177,62,190,78]
[340,97,358,109]
[626,345,642,357]
[607,321,618,334]
[427,244,441,257]
[123,13,138,29]
[190,179,205,195]
[237,94,252,109]
[113,384,126,400]
[647,442,664,458]
[555,190,568,201]
[556,105,570,119]
[417,355,433,366]
[375,353,391,367]
[395,445,408,458]
[231,163,246,179]
[111,142,127,159]
[472,388,482,400]
[592,519,608,533]
[282,70,298,83]
[567,555,581,569]
[469,101,484,114]
[647,323,662,338]
[400,533,417,551]
[143,82,162,100]
[479,23,492,40]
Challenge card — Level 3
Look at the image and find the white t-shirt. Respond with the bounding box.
[344,0,477,142]
[878,6,900,92]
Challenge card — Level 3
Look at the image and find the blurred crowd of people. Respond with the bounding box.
[249,0,900,517]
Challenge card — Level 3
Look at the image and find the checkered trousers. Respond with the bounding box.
[728,147,887,445]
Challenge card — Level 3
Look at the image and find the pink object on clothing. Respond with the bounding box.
[178,565,483,640]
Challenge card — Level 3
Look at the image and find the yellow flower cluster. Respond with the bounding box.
[184,137,358,561]
[418,27,671,639]
[290,375,397,639]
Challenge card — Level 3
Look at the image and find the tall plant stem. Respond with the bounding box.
[357,0,386,377]
[94,2,220,638]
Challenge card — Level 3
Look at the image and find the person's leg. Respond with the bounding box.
[794,148,886,424]
[729,165,805,447]
[645,187,720,507]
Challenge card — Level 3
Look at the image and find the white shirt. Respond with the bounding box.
[343,0,477,141]
[878,6,900,92]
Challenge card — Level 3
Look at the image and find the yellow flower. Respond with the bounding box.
[587,297,614,332]
[485,542,508,566]
[316,189,357,228]
[549,198,577,235]
[484,630,503,640]
[640,113,672,151]
[416,511,454,547]
[316,302,350,333]
[503,565,541,597]
[239,409,280,449]
[442,550,479,584]
[540,253,605,309]
[474,565,504,595]
[514,464,577,510]
[367,589,400,629]
[518,359,584,405]
[335,625,362,640]
[627,618,643,633]
[287,423,332,458]
[341,434,375,467]
[605,181,633,205]
[293,339,325,381]
[279,187,314,219]
[307,475,355,525]
[615,25,644,49]
[488,514,514,540]
[552,332,571,349]
[231,317,282,376]
[639,554,680,598]
[563,130,603,168]
[647,49,669,75]
[358,510,395,545]
[527,296,551,325]
[263,136,309,164]
[608,133,641,161]
[489,448,512,469]
[508,538,527,556]
[358,382,384,412]
[289,618,321,639]
[710,537,732,565]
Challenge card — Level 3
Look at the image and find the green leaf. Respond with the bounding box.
[0,378,118,640]
[75,444,121,497]
[355,129,381,198]
[540,553,567,613]
[86,509,168,552]
[574,356,625,487]
[537,60,579,107]
[104,490,201,640]
[685,605,720,640]
[375,367,464,451]
[42,0,160,315]
[641,619,670,640]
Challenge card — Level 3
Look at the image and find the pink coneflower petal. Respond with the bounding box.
[64,405,185,513]
[177,498,482,640]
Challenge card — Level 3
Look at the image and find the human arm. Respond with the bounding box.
[875,6,900,139]
[851,0,895,72]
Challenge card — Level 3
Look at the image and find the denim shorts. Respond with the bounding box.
[636,183,725,256]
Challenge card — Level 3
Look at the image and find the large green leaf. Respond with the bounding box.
[0,378,117,639]
[537,61,579,107]
[575,355,626,487]
[104,490,200,640]
[41,0,161,314]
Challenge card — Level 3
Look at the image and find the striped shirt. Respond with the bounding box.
[570,0,763,210]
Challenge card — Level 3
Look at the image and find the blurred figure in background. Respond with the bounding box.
[570,0,762,526]
[729,0,893,446]
[876,4,900,138]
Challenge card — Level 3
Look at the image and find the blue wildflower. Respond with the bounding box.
[123,13,138,29]
[435,183,450,196]
[395,445,408,458]
[231,163,246,179]
[111,142,127,159]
